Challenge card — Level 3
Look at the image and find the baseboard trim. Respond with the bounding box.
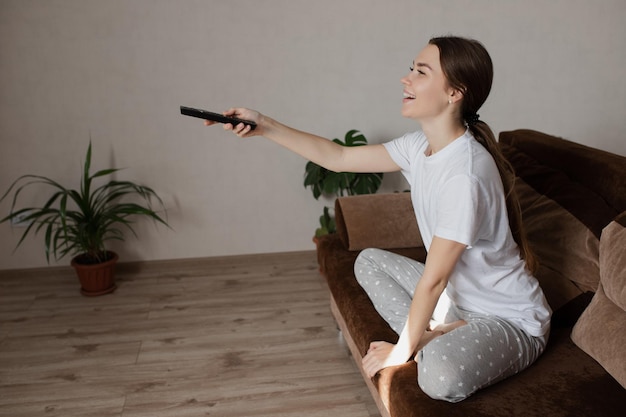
[0,250,317,280]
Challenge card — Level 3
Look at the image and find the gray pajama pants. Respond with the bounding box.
[354,248,548,403]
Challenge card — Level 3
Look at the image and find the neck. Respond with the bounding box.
[421,118,467,155]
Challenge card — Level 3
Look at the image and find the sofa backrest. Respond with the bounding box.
[500,130,625,237]
[499,130,626,312]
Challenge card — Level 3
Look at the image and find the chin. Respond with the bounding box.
[400,109,419,122]
[401,104,419,120]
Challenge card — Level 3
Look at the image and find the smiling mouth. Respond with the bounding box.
[403,91,416,100]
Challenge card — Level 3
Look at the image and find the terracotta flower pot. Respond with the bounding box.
[71,251,119,296]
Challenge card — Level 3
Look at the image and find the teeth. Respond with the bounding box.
[403,92,415,99]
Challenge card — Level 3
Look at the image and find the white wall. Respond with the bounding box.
[1,0,625,270]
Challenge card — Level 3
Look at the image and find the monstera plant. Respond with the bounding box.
[304,129,383,236]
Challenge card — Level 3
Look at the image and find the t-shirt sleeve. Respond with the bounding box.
[383,132,419,172]
[435,174,484,247]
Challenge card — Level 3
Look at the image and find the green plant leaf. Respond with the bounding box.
[91,168,120,178]
[304,161,327,200]
[315,206,336,237]
[0,142,170,263]
[350,172,383,195]
[344,130,367,147]
[302,129,385,234]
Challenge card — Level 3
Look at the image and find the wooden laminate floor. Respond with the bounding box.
[0,251,380,417]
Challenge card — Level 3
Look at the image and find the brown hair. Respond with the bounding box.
[429,36,538,274]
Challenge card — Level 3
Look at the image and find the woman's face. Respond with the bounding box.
[401,44,452,122]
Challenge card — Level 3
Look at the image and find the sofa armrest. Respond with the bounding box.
[335,193,423,251]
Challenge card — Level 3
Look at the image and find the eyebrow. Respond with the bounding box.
[414,61,433,71]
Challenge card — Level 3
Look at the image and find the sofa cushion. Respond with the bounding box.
[571,213,626,388]
[335,193,422,251]
[515,178,599,302]
[600,213,626,310]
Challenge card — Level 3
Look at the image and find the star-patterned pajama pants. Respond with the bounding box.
[354,248,548,403]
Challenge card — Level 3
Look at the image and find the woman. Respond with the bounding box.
[206,36,551,403]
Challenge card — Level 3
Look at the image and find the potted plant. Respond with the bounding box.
[304,129,383,237]
[0,142,170,296]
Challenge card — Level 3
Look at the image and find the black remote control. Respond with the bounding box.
[180,106,257,130]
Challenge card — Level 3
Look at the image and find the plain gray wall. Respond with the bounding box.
[1,0,625,270]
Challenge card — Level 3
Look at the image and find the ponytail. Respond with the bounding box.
[469,121,538,274]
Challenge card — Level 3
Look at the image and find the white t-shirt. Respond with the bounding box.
[383,130,551,337]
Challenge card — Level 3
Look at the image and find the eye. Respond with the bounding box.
[409,66,425,75]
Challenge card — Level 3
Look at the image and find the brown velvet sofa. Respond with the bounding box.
[315,130,626,417]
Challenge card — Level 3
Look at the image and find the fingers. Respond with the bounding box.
[223,122,253,137]
[362,351,381,378]
[363,344,381,377]
[212,107,258,138]
[363,341,395,378]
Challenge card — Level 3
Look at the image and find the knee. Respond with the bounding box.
[355,248,380,265]
[354,248,380,282]
[417,350,474,403]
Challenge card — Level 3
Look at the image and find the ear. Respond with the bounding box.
[448,88,464,104]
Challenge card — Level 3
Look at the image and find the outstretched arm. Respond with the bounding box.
[362,236,467,377]
[205,107,401,174]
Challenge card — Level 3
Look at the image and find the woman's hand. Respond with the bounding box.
[204,107,265,138]
[362,342,420,378]
[363,330,446,378]
[362,341,404,378]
